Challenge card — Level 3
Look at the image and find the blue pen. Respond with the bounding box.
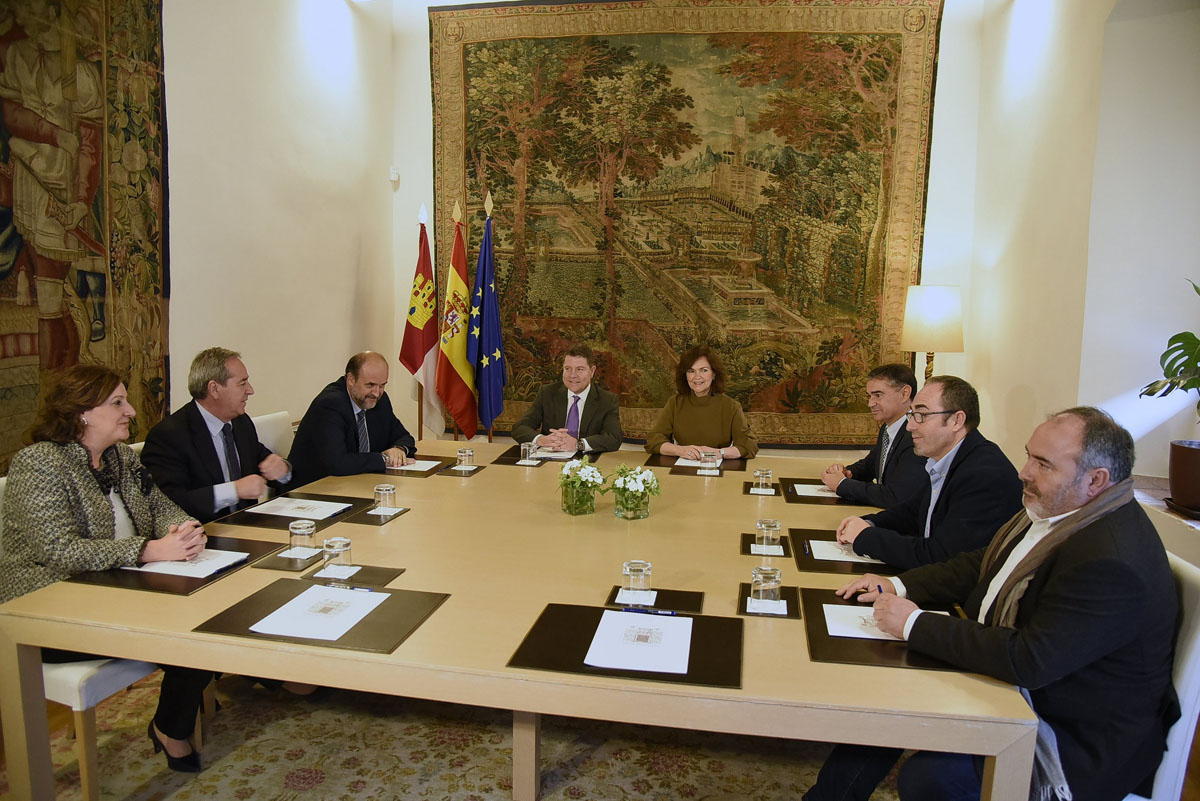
[621,607,677,616]
[877,584,884,595]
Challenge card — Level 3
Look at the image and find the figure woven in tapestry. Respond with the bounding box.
[0,0,169,472]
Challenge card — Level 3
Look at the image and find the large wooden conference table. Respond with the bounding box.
[0,439,1036,800]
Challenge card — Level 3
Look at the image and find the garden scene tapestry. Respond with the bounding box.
[431,0,943,444]
[0,0,167,471]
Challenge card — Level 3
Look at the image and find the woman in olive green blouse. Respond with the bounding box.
[644,345,758,459]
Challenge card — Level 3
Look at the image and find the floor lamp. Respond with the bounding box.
[900,285,963,383]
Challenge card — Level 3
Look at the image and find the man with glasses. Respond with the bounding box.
[821,364,926,508]
[804,408,1177,801]
[833,375,1022,570]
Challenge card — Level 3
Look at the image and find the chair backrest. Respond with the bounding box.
[129,440,144,456]
[252,411,294,458]
[1127,552,1200,801]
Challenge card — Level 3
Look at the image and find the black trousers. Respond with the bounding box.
[42,648,215,741]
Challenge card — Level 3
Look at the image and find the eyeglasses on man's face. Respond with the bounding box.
[904,409,958,424]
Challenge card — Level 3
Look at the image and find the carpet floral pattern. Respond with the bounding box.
[0,674,902,800]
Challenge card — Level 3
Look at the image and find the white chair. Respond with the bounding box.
[1124,552,1200,801]
[43,658,158,800]
[251,410,294,459]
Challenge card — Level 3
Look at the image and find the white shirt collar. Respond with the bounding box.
[195,401,229,436]
[569,383,592,405]
[883,415,906,442]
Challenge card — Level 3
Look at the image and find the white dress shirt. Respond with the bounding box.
[535,383,594,452]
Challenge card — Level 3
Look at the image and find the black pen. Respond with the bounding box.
[621,607,677,616]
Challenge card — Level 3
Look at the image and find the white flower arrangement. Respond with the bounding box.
[604,464,661,497]
[559,457,605,489]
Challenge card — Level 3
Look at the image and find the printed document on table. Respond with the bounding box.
[675,456,723,468]
[583,610,693,674]
[790,483,839,498]
[124,548,247,577]
[823,605,946,641]
[245,497,351,519]
[388,459,443,472]
[809,540,885,565]
[533,448,576,461]
[250,584,386,641]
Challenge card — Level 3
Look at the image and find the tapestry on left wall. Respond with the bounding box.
[0,0,168,472]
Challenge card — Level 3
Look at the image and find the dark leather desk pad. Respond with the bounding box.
[67,535,282,595]
[801,588,960,671]
[221,492,373,533]
[194,577,448,653]
[507,603,742,688]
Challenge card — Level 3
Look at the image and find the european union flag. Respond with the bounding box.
[466,216,506,430]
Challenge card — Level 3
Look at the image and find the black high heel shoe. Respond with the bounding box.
[146,720,201,773]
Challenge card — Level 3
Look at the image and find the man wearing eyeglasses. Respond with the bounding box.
[821,364,926,508]
[833,375,1022,570]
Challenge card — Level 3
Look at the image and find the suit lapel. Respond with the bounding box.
[578,386,600,435]
[883,426,911,474]
[186,402,227,485]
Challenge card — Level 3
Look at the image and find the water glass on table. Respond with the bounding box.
[322,537,352,567]
[756,518,782,549]
[289,519,316,551]
[622,559,652,592]
[373,483,396,508]
[751,566,782,602]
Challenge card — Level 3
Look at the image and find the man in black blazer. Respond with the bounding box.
[822,363,926,508]
[511,344,622,453]
[288,351,417,486]
[142,347,292,523]
[806,407,1178,801]
[835,376,1022,570]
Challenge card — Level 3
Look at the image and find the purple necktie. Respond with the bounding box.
[566,394,580,439]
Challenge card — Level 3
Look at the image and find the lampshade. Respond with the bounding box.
[900,285,964,353]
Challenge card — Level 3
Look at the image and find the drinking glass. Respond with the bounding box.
[373,483,396,507]
[622,559,652,592]
[322,536,352,567]
[288,519,316,550]
[754,468,773,491]
[520,442,536,461]
[456,448,475,469]
[756,518,782,548]
[751,566,782,602]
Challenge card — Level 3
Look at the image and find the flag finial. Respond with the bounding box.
[484,191,494,217]
[418,203,428,224]
[452,200,463,223]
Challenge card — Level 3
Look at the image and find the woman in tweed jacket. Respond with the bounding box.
[0,365,214,772]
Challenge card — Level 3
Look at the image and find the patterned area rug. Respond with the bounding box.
[0,674,902,800]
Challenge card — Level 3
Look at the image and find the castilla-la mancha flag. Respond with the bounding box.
[434,219,478,438]
[398,221,446,436]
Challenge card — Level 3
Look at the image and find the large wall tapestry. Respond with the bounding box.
[0,0,167,471]
[429,0,942,444]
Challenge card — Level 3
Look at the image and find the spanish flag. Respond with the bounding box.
[434,219,478,438]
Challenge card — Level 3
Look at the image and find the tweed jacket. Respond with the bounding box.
[0,440,191,604]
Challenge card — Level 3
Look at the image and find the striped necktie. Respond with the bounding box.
[356,411,370,452]
[877,426,890,483]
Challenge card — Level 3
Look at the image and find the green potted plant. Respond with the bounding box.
[558,457,604,516]
[1140,279,1200,514]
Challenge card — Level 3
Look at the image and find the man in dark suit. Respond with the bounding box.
[288,351,417,486]
[512,344,622,454]
[821,363,926,508]
[835,375,1022,570]
[806,407,1178,801]
[142,347,291,523]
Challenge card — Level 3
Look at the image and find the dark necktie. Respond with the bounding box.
[356,411,370,452]
[221,422,242,480]
[566,395,580,440]
[877,426,890,483]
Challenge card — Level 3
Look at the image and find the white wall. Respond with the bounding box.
[1078,0,1200,477]
[164,0,398,425]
